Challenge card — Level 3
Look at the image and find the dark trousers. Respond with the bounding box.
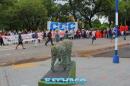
[92,36,96,44]
[123,34,126,40]
[0,39,4,46]
[45,38,54,46]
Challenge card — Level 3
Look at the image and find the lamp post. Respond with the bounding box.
[113,0,119,63]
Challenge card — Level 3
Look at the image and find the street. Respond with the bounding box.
[0,36,130,66]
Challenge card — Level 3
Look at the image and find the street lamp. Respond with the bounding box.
[113,0,120,63]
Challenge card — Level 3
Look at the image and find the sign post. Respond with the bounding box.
[113,0,120,63]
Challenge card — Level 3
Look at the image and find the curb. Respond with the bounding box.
[72,42,130,57]
[0,56,51,66]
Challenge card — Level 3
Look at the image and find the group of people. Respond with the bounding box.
[0,26,129,49]
[43,27,128,46]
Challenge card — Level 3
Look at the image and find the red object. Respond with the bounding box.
[120,25,128,32]
[125,25,128,31]
[119,25,124,32]
[96,31,102,38]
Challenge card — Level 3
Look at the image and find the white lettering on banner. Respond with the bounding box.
[2,33,43,45]
[48,22,78,31]
[22,33,34,42]
[2,35,18,45]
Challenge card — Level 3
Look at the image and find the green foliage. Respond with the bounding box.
[92,19,101,28]
[0,0,130,31]
[99,23,109,30]
[43,0,59,18]
[0,0,58,31]
[68,0,114,28]
[0,0,16,31]
[13,0,47,31]
[84,24,91,30]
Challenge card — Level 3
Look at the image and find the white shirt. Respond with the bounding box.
[92,31,96,37]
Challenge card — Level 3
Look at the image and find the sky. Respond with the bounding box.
[53,0,68,5]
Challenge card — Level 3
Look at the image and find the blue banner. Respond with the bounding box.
[67,22,76,30]
[48,21,78,31]
[50,22,59,30]
[59,23,67,30]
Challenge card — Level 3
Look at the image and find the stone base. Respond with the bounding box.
[38,61,76,86]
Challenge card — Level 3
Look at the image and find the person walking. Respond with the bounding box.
[16,33,25,49]
[0,34,4,46]
[45,30,54,46]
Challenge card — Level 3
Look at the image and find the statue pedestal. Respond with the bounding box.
[38,61,76,86]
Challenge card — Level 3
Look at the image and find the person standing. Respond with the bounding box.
[16,33,25,49]
[123,30,126,40]
[91,30,96,44]
[32,32,35,43]
[45,30,54,46]
[43,31,46,39]
[76,30,80,39]
[82,29,87,38]
[86,30,89,38]
[109,29,113,42]
[34,32,38,47]
[55,30,60,43]
[64,31,69,39]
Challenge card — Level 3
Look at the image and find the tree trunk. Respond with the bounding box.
[108,16,112,28]
[88,19,92,28]
[73,10,77,22]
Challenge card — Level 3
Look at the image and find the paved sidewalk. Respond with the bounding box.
[1,57,130,86]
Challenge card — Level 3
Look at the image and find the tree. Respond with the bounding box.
[119,0,130,25]
[0,0,16,31]
[98,0,115,27]
[0,0,48,31]
[101,0,130,26]
[13,0,47,31]
[68,0,111,28]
